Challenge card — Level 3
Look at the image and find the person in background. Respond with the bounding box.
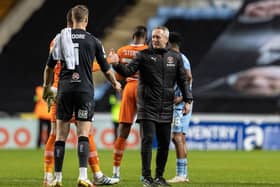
[109,92,121,140]
[34,85,51,148]
[109,26,192,187]
[167,32,192,183]
[110,25,148,182]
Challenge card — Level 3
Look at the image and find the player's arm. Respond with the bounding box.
[104,69,121,91]
[43,65,54,89]
[95,39,122,92]
[42,54,57,103]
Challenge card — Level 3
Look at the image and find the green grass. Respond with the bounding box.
[0,150,279,187]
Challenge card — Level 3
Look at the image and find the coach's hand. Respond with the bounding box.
[113,81,122,93]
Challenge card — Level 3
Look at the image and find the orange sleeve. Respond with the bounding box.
[92,61,101,72]
[115,48,125,81]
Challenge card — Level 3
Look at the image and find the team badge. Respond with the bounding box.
[167,56,175,67]
[72,72,80,80]
[167,56,174,63]
[71,72,81,83]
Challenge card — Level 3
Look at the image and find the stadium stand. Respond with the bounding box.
[0,0,136,114]
[193,0,280,113]
[147,5,236,69]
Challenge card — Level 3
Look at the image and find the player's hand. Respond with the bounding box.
[43,86,57,112]
[46,96,54,112]
[182,102,191,115]
[112,81,122,93]
[107,48,119,65]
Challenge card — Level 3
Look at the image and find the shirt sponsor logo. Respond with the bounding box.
[78,109,88,119]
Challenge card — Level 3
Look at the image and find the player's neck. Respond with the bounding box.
[73,23,86,30]
[133,38,145,45]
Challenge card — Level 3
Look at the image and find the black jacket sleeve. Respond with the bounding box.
[176,55,193,103]
[113,52,141,77]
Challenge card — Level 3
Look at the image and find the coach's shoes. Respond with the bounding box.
[94,175,119,185]
[77,178,95,187]
[50,179,63,187]
[142,176,158,187]
[154,176,171,186]
[167,176,189,183]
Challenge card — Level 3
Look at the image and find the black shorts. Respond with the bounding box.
[56,92,94,121]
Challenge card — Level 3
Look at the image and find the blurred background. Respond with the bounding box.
[0,0,280,150]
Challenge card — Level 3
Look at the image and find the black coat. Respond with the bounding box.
[114,47,193,123]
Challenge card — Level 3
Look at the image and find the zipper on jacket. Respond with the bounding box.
[159,53,164,119]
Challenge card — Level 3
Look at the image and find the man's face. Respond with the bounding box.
[233,66,280,96]
[152,29,168,49]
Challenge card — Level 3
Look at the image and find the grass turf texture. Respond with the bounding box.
[0,150,279,187]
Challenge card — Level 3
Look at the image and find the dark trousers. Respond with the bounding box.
[113,121,119,141]
[37,119,51,148]
[140,119,171,178]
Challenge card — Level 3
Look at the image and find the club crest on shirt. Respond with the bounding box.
[167,56,175,67]
[167,56,174,63]
[71,72,81,82]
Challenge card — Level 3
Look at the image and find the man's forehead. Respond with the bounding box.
[152,29,164,36]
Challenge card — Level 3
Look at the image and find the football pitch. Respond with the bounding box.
[0,150,279,187]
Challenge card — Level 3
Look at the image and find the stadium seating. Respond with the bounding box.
[147,5,236,69]
[0,0,136,114]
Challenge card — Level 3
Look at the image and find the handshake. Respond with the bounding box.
[42,86,57,112]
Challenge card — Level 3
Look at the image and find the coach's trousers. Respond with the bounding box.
[140,120,171,178]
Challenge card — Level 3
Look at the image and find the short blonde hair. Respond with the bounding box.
[72,5,88,23]
[153,26,169,38]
